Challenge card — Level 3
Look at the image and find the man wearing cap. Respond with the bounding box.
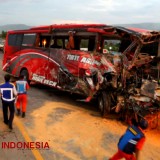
[109,118,148,160]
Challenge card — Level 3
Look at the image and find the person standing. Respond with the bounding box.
[0,74,17,130]
[16,75,30,118]
[109,118,148,160]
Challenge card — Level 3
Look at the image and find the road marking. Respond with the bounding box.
[14,116,44,160]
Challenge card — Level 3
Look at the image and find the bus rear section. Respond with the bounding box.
[3,31,37,77]
[2,29,51,80]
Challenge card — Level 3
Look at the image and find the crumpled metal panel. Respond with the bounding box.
[140,80,158,98]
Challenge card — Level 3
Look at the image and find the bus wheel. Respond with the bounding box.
[20,69,30,83]
[98,91,111,117]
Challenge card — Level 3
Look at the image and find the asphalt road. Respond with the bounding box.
[0,51,160,160]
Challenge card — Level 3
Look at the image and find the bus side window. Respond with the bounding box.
[22,33,36,47]
[50,39,62,48]
[80,39,88,51]
[74,37,80,50]
[40,36,51,48]
[8,34,23,46]
[88,37,95,51]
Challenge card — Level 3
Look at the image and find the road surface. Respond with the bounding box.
[0,51,160,160]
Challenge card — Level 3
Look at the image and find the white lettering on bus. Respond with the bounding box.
[81,57,92,64]
[81,57,87,63]
[48,81,57,87]
[43,79,50,85]
[67,55,100,66]
[80,57,100,66]
[32,74,45,83]
[32,74,57,87]
[67,54,79,61]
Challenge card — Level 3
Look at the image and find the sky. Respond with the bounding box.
[0,0,159,27]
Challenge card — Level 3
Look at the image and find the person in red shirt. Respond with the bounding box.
[109,118,148,160]
[16,75,30,118]
[66,31,75,49]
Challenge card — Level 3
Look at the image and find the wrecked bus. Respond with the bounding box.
[2,24,160,117]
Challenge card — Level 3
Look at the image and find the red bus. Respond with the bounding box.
[3,24,160,117]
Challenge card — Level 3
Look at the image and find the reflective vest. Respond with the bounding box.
[0,82,17,102]
[16,80,28,94]
[118,125,144,154]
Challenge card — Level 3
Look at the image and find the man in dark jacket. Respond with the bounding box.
[0,74,17,130]
[109,118,148,160]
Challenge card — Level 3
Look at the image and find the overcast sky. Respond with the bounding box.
[0,0,159,27]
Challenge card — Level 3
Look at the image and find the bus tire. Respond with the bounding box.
[20,69,30,84]
[98,91,111,117]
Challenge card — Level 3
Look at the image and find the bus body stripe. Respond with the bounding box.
[3,52,60,74]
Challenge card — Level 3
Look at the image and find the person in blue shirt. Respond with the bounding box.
[109,118,148,160]
[0,74,17,130]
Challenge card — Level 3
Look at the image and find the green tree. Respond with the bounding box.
[0,30,7,39]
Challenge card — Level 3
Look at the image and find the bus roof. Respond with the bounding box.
[7,23,160,44]
[30,23,107,30]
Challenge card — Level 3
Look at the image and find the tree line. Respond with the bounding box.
[0,31,7,39]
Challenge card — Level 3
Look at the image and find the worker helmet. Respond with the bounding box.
[139,119,148,130]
